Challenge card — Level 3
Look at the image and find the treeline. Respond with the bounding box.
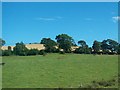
[0,34,120,56]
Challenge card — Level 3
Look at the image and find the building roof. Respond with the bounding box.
[1,44,79,51]
[1,44,45,51]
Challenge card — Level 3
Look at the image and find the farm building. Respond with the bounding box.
[1,44,45,51]
[1,44,79,51]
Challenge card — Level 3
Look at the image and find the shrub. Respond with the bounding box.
[59,51,65,54]
[27,49,39,56]
[54,48,60,53]
[39,50,46,56]
[74,47,91,54]
[2,50,12,56]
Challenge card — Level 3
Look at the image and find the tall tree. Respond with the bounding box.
[92,40,101,54]
[118,44,120,54]
[101,39,119,54]
[0,38,5,56]
[40,38,57,53]
[13,42,28,56]
[55,34,75,52]
[0,38,5,47]
[8,46,12,55]
[76,40,90,54]
[107,39,119,53]
[101,40,108,54]
[78,40,87,47]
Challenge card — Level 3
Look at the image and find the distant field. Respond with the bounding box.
[2,54,118,88]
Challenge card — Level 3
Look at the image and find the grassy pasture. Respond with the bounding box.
[2,54,118,88]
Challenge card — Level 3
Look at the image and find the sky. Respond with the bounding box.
[2,2,118,46]
[1,0,120,2]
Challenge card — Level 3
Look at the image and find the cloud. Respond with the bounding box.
[112,16,120,23]
[35,17,56,21]
[35,16,63,21]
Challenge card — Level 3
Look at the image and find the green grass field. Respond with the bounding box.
[2,54,118,88]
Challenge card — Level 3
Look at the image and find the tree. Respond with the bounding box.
[27,49,39,55]
[0,38,5,47]
[78,40,87,47]
[8,46,11,51]
[74,47,84,54]
[92,40,101,54]
[107,39,119,54]
[118,44,120,54]
[101,40,108,54]
[0,38,5,56]
[2,50,11,56]
[39,50,46,56]
[40,38,57,53]
[13,42,28,56]
[101,39,119,54]
[75,40,91,54]
[2,46,12,56]
[8,46,12,55]
[55,34,75,53]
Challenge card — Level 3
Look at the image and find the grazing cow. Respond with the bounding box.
[0,63,5,65]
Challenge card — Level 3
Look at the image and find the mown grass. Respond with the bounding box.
[2,54,118,88]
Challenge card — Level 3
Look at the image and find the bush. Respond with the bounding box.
[74,47,91,54]
[59,51,65,54]
[19,52,27,56]
[54,48,60,53]
[39,50,46,56]
[27,49,39,56]
[2,50,12,56]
